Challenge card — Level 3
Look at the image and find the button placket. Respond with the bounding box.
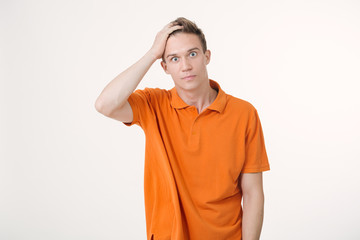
[188,107,202,148]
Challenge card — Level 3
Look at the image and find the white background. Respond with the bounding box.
[1,0,360,239]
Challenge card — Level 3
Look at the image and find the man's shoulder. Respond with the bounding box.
[225,93,257,113]
[133,87,171,105]
[135,86,169,94]
[134,87,170,97]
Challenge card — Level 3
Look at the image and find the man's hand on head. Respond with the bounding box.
[149,22,183,60]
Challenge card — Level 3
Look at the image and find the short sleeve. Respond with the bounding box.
[241,108,270,173]
[122,88,154,129]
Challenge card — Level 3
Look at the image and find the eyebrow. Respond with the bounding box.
[166,47,201,59]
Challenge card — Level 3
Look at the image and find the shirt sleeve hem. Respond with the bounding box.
[122,94,140,127]
[241,165,270,173]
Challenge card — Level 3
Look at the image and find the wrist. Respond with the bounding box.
[146,49,161,62]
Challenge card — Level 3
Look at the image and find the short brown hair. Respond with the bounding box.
[169,17,207,53]
[162,17,207,62]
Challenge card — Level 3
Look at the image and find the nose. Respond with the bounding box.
[181,58,192,72]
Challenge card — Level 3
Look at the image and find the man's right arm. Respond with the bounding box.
[94,23,183,123]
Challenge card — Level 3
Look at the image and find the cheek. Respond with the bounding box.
[166,65,178,74]
[195,59,206,70]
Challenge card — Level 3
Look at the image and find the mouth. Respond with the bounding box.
[182,75,196,81]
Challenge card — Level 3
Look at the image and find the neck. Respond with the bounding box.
[176,79,218,114]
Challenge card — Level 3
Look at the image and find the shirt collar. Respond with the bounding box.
[170,79,227,113]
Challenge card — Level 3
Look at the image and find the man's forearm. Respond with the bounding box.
[242,192,264,240]
[95,50,157,116]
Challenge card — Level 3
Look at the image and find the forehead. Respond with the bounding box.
[164,33,202,55]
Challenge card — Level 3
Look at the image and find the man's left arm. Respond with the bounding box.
[240,172,265,240]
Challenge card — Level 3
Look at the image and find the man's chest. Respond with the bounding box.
[148,106,248,184]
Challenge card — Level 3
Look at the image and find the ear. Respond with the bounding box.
[205,50,211,65]
[161,61,169,74]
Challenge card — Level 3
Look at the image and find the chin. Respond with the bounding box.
[176,80,199,91]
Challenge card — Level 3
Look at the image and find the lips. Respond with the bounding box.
[182,75,196,80]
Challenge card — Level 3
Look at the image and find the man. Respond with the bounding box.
[95,17,270,240]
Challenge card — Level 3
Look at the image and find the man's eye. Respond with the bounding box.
[171,57,179,62]
[190,52,197,57]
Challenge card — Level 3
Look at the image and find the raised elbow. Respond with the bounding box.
[94,97,110,116]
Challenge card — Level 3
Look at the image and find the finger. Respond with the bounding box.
[163,22,175,29]
[167,25,183,33]
[163,21,177,29]
[169,21,180,27]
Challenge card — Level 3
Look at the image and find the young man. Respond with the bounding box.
[95,17,270,240]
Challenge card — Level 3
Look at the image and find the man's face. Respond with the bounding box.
[161,33,211,91]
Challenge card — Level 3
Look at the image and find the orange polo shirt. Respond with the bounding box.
[123,79,270,240]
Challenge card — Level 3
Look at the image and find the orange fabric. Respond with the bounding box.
[123,79,270,240]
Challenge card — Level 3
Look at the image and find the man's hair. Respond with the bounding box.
[162,17,207,62]
[170,17,207,52]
